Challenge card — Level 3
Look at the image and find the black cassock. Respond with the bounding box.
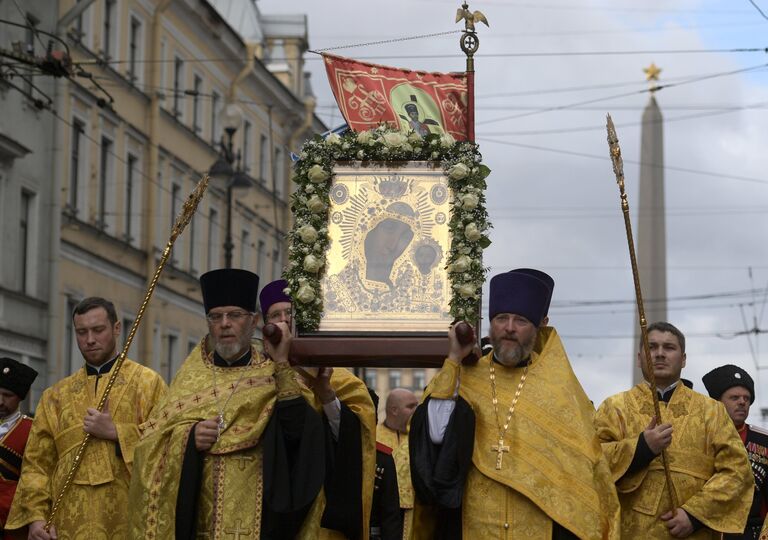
[173,352,365,540]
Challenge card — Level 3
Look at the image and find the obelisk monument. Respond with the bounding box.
[633,63,668,384]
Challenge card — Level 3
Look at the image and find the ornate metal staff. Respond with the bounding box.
[606,115,678,511]
[45,174,210,530]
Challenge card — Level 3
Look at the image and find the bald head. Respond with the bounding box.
[384,388,418,433]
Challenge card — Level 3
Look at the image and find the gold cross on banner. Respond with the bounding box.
[491,438,509,469]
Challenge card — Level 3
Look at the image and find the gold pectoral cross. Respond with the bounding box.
[491,438,510,470]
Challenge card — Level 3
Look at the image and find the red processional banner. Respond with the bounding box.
[322,53,471,141]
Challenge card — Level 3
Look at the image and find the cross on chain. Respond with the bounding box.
[491,438,509,470]
[234,454,254,471]
[224,519,252,539]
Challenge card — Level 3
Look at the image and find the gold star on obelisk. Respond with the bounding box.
[643,63,662,91]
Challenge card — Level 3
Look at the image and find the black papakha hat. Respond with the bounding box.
[702,364,755,404]
[511,268,554,317]
[488,270,551,327]
[200,269,259,313]
[0,357,38,399]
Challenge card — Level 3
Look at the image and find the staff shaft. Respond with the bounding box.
[45,174,210,530]
[606,115,679,511]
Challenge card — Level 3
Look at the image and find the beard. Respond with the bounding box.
[491,333,536,367]
[213,334,251,362]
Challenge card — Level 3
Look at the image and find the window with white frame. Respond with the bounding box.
[364,368,377,390]
[208,207,219,270]
[166,332,179,381]
[192,74,203,134]
[274,146,284,197]
[19,189,35,295]
[69,119,85,213]
[102,0,117,60]
[271,248,281,281]
[128,15,143,83]
[173,56,184,119]
[258,135,268,184]
[413,369,426,391]
[210,91,220,145]
[242,120,252,173]
[188,212,198,275]
[125,153,138,244]
[256,240,266,279]
[388,369,402,390]
[98,136,113,230]
[65,297,81,374]
[240,228,251,268]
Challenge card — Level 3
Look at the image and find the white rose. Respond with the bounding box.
[307,164,330,184]
[296,284,316,303]
[304,184,315,193]
[457,283,477,299]
[382,132,406,148]
[325,133,341,145]
[431,151,439,160]
[297,224,318,244]
[402,142,413,153]
[460,192,479,210]
[440,133,455,148]
[450,255,471,273]
[408,132,422,144]
[342,142,350,150]
[357,131,374,144]
[307,195,326,213]
[303,254,323,273]
[464,222,482,242]
[448,163,470,181]
[357,150,365,160]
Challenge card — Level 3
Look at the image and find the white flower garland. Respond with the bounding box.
[285,126,492,331]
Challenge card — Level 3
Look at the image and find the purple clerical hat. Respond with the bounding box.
[259,279,291,315]
[488,270,551,326]
[511,268,554,317]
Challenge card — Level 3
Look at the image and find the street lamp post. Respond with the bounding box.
[208,104,250,269]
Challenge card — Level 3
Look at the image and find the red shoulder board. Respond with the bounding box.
[376,441,393,455]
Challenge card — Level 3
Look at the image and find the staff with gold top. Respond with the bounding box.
[594,116,753,539]
[409,269,621,539]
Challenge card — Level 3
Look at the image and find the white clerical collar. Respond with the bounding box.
[644,379,679,395]
[0,410,21,429]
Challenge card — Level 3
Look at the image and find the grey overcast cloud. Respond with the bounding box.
[261,0,768,415]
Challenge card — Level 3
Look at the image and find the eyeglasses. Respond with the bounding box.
[266,307,292,322]
[206,310,252,324]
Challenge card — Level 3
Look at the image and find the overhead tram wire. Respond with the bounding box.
[478,101,768,137]
[747,0,768,21]
[71,46,768,69]
[476,62,768,126]
[478,138,768,188]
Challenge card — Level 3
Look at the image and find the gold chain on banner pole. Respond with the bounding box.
[44,174,210,531]
[605,116,679,512]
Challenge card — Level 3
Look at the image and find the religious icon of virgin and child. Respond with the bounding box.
[324,178,448,317]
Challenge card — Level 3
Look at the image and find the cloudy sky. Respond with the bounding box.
[261,0,768,414]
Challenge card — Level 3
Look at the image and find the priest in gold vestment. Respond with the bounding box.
[410,270,620,540]
[6,297,167,539]
[259,278,376,540]
[594,322,753,539]
[129,269,327,540]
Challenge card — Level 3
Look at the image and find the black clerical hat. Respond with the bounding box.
[200,269,259,313]
[0,358,38,399]
[511,268,554,317]
[702,364,754,404]
[488,270,551,326]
